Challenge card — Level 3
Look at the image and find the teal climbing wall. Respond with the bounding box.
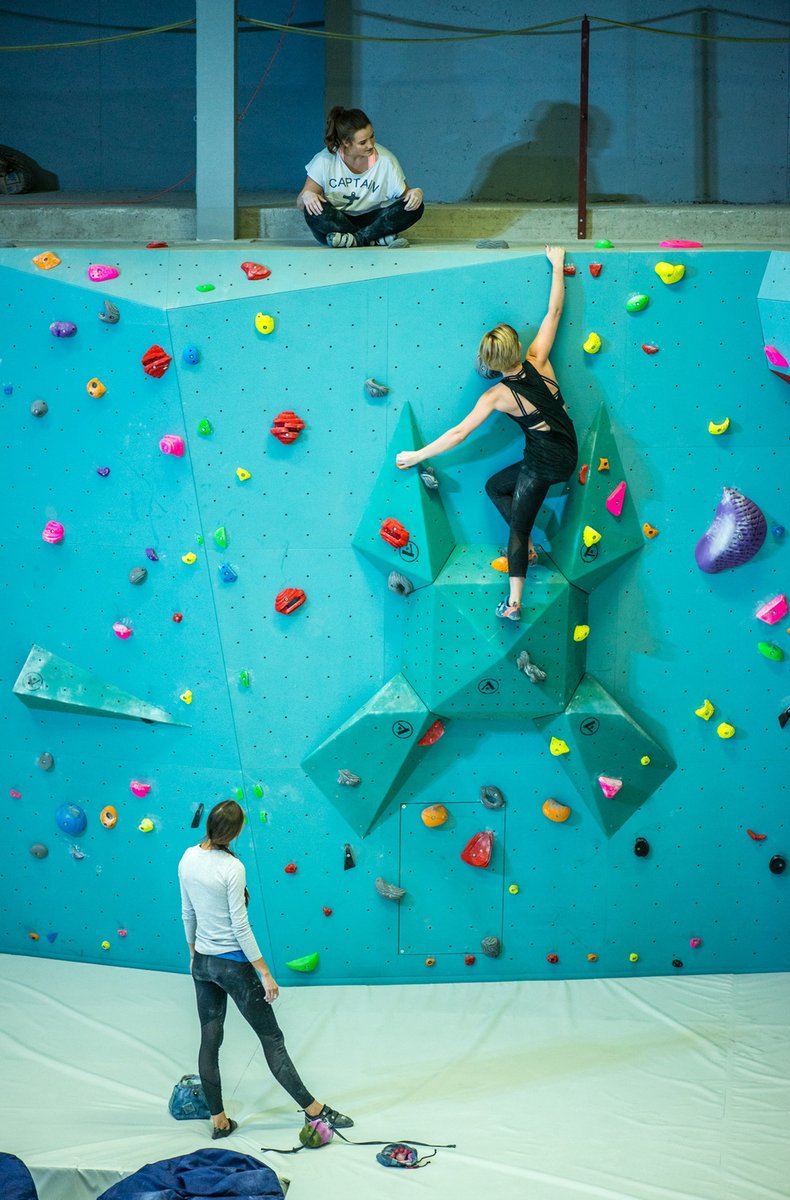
[1,245,787,984]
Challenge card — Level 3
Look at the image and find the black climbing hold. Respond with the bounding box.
[634,837,650,857]
[769,855,786,875]
[31,400,48,417]
[37,752,54,771]
[480,785,505,810]
[779,705,790,730]
[343,843,356,871]
[190,802,204,829]
[129,566,148,586]
[672,959,684,969]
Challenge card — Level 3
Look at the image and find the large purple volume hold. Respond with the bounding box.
[695,487,767,573]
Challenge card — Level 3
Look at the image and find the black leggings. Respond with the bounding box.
[303,196,424,246]
[191,952,314,1115]
[485,462,558,579]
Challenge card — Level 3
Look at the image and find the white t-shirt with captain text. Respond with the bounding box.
[304,144,406,214]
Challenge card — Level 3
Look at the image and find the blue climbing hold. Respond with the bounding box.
[56,803,87,835]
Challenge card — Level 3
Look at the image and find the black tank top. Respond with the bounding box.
[500,359,578,479]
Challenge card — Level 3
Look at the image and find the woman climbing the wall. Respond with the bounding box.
[296,106,424,248]
[178,799,353,1137]
[396,245,577,621]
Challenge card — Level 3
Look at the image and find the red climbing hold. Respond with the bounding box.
[589,263,602,277]
[284,862,297,874]
[460,830,493,868]
[563,264,576,276]
[142,345,173,378]
[464,954,476,966]
[379,518,410,549]
[546,953,559,964]
[270,411,305,444]
[322,906,333,917]
[146,242,169,249]
[241,261,272,280]
[746,829,767,841]
[578,463,589,485]
[275,587,307,615]
[641,344,660,355]
[418,719,445,746]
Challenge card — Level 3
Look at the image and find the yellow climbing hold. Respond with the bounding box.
[182,552,197,565]
[550,737,570,757]
[255,312,275,335]
[597,457,609,472]
[654,261,685,285]
[508,884,520,895]
[695,699,715,720]
[138,817,154,833]
[490,555,509,573]
[717,722,735,739]
[101,940,111,950]
[236,467,251,481]
[583,332,602,354]
[573,624,590,641]
[180,690,193,705]
[640,755,651,766]
[708,417,730,435]
[582,525,601,547]
[629,952,639,962]
[86,377,106,398]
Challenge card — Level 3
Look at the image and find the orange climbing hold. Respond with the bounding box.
[32,251,61,271]
[643,523,659,539]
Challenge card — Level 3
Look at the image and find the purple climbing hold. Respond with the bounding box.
[50,321,77,338]
[694,487,767,573]
[96,467,111,477]
[145,547,159,562]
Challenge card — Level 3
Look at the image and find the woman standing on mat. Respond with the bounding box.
[297,106,424,248]
[178,799,353,1137]
[396,245,577,622]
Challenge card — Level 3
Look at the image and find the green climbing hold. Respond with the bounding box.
[214,527,228,549]
[196,283,215,292]
[196,534,204,545]
[198,419,213,436]
[234,786,244,801]
[286,952,319,973]
[239,669,250,687]
[626,294,650,313]
[758,641,784,662]
[594,239,614,249]
[253,783,264,797]
[259,809,268,822]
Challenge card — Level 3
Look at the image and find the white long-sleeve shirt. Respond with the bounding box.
[178,844,262,962]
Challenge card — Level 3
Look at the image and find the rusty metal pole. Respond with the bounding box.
[577,14,590,239]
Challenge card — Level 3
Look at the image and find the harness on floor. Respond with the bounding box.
[261,1119,455,1169]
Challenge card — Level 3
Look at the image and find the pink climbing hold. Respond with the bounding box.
[605,481,627,517]
[764,345,789,369]
[598,775,623,799]
[42,520,65,544]
[87,264,120,282]
[756,594,788,625]
[159,434,185,456]
[112,622,133,639]
[130,780,151,797]
[659,239,703,249]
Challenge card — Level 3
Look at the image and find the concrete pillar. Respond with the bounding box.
[196,0,237,241]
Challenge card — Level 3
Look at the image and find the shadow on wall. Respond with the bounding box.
[469,102,644,204]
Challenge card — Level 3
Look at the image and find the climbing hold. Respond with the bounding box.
[589,263,602,277]
[197,419,212,436]
[142,346,172,378]
[418,719,445,745]
[578,463,589,485]
[343,843,356,870]
[582,525,601,547]
[516,649,546,683]
[146,241,168,249]
[587,953,599,962]
[87,264,119,282]
[182,551,197,565]
[337,769,361,787]
[284,863,298,874]
[660,238,702,248]
[235,467,251,481]
[764,345,789,369]
[490,555,509,573]
[30,843,48,858]
[375,877,406,901]
[56,803,87,835]
[241,261,271,280]
[626,294,649,313]
[419,465,439,491]
[101,941,111,951]
[218,563,238,583]
[641,343,660,355]
[634,836,650,857]
[37,752,54,770]
[643,523,659,539]
[379,518,410,549]
[196,283,215,292]
[117,928,128,937]
[480,785,506,810]
[214,527,228,549]
[100,805,118,828]
[689,937,702,948]
[597,458,609,472]
[672,959,684,968]
[695,699,715,720]
[138,817,154,833]
[654,262,685,284]
[255,312,275,334]
[270,410,305,443]
[96,467,110,477]
[542,796,571,823]
[772,525,785,540]
[481,936,501,957]
[550,737,570,756]
[159,434,185,456]
[387,571,414,596]
[32,251,61,270]
[717,723,735,739]
[756,594,788,625]
[595,239,614,248]
[322,907,333,917]
[640,755,651,766]
[172,612,183,622]
[583,332,602,354]
[29,932,40,942]
[145,548,159,561]
[239,670,251,688]
[69,845,85,860]
[128,567,147,586]
[461,830,493,868]
[707,417,730,435]
[31,400,48,417]
[365,378,389,398]
[424,957,436,967]
[598,775,623,798]
[465,954,476,965]
[9,789,21,799]
[563,264,576,276]
[275,587,307,614]
[546,953,559,964]
[605,481,626,517]
[98,300,120,324]
[573,624,590,642]
[508,884,520,894]
[695,487,767,573]
[769,855,786,874]
[86,377,106,398]
[182,346,200,365]
[42,521,65,544]
[475,352,501,380]
[50,321,77,338]
[421,804,449,827]
[180,690,193,704]
[130,780,151,797]
[629,952,639,963]
[747,829,767,841]
[758,641,784,661]
[112,622,133,639]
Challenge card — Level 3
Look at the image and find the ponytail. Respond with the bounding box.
[324,106,371,152]
[204,799,250,906]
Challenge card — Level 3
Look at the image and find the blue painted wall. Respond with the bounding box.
[1,245,788,984]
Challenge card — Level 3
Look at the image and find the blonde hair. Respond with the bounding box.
[478,324,521,373]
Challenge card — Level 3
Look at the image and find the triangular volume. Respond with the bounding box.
[548,405,644,593]
[13,645,187,725]
[351,404,455,589]
[301,673,434,837]
[534,674,675,837]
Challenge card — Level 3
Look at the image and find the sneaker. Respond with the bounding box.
[308,1103,354,1129]
[375,235,409,248]
[496,599,521,621]
[327,233,357,248]
[211,1118,238,1139]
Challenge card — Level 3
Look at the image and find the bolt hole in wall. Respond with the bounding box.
[0,245,788,983]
